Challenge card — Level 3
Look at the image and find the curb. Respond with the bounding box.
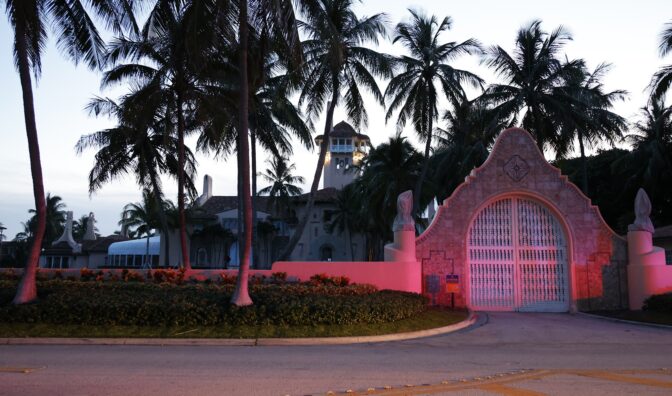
[0,313,478,347]
[576,312,672,330]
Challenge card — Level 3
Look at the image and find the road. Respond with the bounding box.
[1,313,671,395]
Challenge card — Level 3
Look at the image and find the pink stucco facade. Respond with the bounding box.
[416,128,629,312]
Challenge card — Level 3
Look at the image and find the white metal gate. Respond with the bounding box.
[468,197,569,312]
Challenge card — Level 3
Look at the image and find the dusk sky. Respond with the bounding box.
[1,0,670,239]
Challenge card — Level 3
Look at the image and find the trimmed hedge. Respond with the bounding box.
[643,292,672,313]
[0,280,427,327]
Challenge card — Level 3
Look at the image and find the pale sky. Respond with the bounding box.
[0,0,670,239]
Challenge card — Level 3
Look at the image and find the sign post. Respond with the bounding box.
[445,274,459,309]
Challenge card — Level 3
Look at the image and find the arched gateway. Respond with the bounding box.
[468,196,569,312]
[416,128,628,312]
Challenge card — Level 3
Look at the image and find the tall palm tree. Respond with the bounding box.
[258,156,305,217]
[481,20,577,154]
[3,0,135,303]
[430,94,507,202]
[104,1,212,271]
[555,61,628,193]
[651,20,672,100]
[76,95,197,267]
[385,9,483,214]
[277,0,392,261]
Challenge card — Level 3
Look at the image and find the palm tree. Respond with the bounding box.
[258,156,305,217]
[76,95,197,267]
[555,61,628,193]
[651,20,672,100]
[481,20,577,154]
[385,9,483,214]
[103,1,213,271]
[25,193,67,247]
[277,0,392,261]
[615,98,672,209]
[326,184,361,260]
[120,190,176,267]
[3,0,135,303]
[354,135,430,259]
[430,94,507,202]
[73,214,100,241]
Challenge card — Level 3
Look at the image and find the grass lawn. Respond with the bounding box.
[0,308,467,339]
[589,310,672,326]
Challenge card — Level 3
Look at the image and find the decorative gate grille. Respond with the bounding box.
[468,197,569,312]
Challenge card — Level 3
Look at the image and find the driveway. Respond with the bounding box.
[1,313,671,395]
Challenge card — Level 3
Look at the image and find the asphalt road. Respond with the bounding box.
[1,313,671,395]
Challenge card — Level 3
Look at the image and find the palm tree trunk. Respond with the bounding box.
[176,92,191,270]
[578,130,589,194]
[347,226,354,261]
[251,130,258,269]
[149,175,170,267]
[277,93,338,261]
[13,23,46,305]
[414,110,433,217]
[145,234,150,267]
[231,0,253,306]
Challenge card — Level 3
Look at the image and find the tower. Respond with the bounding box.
[316,121,371,189]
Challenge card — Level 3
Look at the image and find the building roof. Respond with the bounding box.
[108,236,160,255]
[199,188,339,216]
[292,187,339,203]
[43,234,128,256]
[315,121,371,144]
[199,196,273,216]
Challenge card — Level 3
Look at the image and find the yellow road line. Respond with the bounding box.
[0,367,40,374]
[479,383,546,396]
[574,370,672,389]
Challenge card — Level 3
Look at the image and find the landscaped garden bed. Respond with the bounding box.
[0,270,467,338]
[589,292,672,326]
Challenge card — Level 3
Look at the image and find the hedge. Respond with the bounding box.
[0,280,427,327]
[643,292,672,313]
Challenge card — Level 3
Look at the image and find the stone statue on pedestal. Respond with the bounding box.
[392,190,414,232]
[628,188,655,233]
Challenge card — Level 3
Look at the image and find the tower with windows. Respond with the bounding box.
[315,121,371,189]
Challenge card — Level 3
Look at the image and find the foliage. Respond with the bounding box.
[258,157,305,217]
[643,292,672,314]
[0,280,427,327]
[650,20,672,100]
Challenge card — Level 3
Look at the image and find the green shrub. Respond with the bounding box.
[0,280,427,327]
[643,292,672,313]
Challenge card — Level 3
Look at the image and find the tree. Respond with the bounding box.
[430,94,507,201]
[103,1,211,271]
[73,214,99,241]
[326,184,361,260]
[120,190,175,267]
[278,0,392,261]
[3,0,135,303]
[354,135,430,259]
[76,95,197,267]
[258,156,305,217]
[555,61,628,193]
[481,20,576,154]
[385,9,483,214]
[614,97,672,224]
[26,193,67,247]
[650,20,672,100]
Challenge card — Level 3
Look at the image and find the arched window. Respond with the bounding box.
[197,248,208,266]
[320,244,333,261]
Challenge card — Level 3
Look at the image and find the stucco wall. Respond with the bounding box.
[416,128,628,311]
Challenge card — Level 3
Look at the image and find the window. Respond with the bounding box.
[666,249,672,265]
[320,245,333,261]
[314,227,318,237]
[323,210,333,222]
[346,139,351,145]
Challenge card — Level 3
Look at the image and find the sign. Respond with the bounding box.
[445,274,459,293]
